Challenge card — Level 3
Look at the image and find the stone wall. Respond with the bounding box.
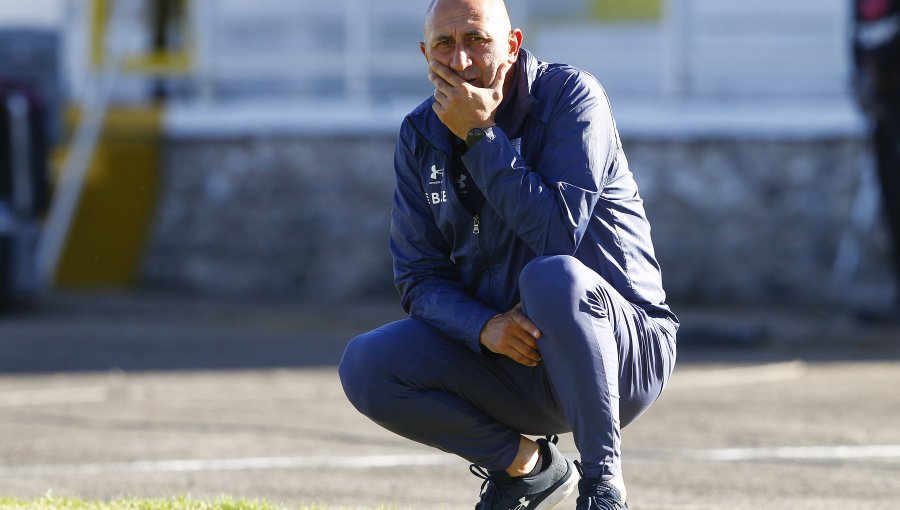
[625,137,889,306]
[141,133,893,307]
[143,136,397,299]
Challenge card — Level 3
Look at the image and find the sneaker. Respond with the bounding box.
[574,463,628,510]
[471,435,578,510]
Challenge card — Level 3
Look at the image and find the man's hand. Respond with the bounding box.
[480,303,542,366]
[429,60,510,140]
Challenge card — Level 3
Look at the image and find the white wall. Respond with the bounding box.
[0,0,65,27]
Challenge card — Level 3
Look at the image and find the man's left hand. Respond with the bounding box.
[429,60,509,140]
[479,303,542,366]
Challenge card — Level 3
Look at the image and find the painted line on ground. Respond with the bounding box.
[680,445,900,462]
[3,444,899,477]
[630,444,900,464]
[0,384,343,407]
[0,454,461,477]
[671,361,808,389]
[0,386,108,407]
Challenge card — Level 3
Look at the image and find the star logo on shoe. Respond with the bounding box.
[513,496,531,510]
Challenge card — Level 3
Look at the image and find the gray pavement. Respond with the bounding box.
[1,292,899,509]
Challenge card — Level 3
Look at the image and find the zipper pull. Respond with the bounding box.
[473,215,481,235]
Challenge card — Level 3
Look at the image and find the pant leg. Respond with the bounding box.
[518,255,677,481]
[339,318,569,471]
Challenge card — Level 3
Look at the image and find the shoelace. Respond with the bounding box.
[574,459,585,478]
[573,460,625,509]
[469,435,558,509]
[470,464,499,509]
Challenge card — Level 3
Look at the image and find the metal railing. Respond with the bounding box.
[181,0,850,104]
[190,0,433,104]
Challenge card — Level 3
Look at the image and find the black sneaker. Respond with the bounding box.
[471,435,578,510]
[574,462,628,510]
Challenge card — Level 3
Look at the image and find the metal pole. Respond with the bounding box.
[662,0,689,101]
[6,94,33,217]
[831,150,882,290]
[344,0,369,105]
[191,0,215,103]
[34,0,129,289]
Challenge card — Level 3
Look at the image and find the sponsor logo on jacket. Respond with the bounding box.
[429,164,444,185]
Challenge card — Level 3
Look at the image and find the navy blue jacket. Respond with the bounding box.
[390,49,676,353]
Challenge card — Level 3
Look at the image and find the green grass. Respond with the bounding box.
[0,496,395,510]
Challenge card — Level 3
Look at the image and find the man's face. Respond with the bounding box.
[420,0,518,89]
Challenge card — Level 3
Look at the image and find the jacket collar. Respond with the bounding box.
[409,48,541,154]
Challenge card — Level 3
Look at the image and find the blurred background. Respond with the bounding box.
[0,0,889,314]
[2,2,900,508]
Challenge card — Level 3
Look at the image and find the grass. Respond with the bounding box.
[0,496,395,510]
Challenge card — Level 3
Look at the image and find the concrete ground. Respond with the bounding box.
[1,292,899,509]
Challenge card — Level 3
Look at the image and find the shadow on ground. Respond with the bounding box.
[0,292,404,373]
[1,292,898,373]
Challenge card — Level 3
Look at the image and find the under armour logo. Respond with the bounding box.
[514,497,531,510]
[455,174,467,190]
[430,165,444,181]
[511,137,523,155]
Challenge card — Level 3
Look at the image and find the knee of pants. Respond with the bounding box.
[338,329,401,421]
[519,255,604,322]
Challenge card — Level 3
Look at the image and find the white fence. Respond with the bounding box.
[51,0,855,106]
[41,0,857,136]
[535,0,851,101]
[188,0,528,105]
[185,0,851,104]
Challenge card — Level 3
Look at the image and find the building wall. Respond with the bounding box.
[143,136,397,299]
[141,133,892,307]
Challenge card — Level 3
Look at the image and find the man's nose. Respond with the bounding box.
[449,45,471,72]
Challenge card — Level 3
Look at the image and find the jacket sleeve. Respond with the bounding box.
[390,123,499,353]
[461,70,616,256]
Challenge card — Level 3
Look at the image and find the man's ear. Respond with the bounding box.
[420,42,428,62]
[507,29,523,63]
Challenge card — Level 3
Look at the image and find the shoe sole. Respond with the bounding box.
[532,459,579,510]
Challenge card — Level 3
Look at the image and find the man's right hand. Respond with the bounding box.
[479,304,542,366]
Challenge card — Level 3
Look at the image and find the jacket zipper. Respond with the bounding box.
[407,124,494,301]
[407,122,485,242]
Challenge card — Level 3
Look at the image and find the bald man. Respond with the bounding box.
[339,1,677,508]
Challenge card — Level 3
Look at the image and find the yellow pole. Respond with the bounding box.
[90,0,109,69]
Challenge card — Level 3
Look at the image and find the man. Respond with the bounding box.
[339,0,677,508]
[853,0,900,320]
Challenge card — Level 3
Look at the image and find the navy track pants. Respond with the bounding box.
[339,255,677,480]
